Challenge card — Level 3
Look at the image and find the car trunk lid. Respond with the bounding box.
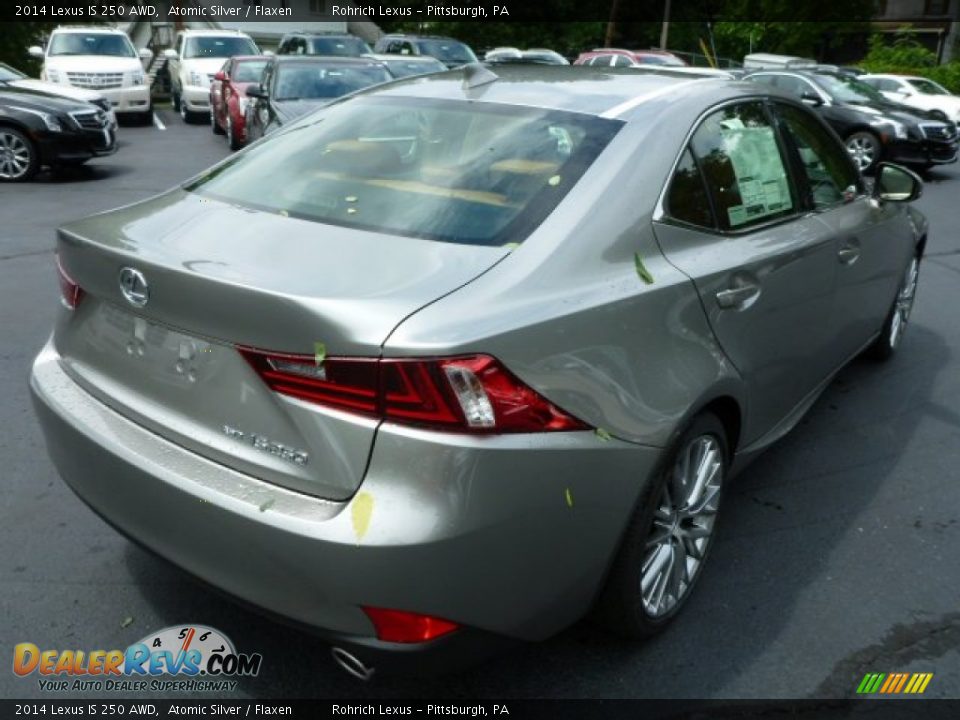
[54,190,508,499]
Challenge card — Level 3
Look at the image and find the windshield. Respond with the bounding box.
[48,33,136,58]
[0,63,26,81]
[186,97,621,246]
[233,60,267,83]
[383,59,446,78]
[417,40,477,65]
[813,73,886,104]
[639,55,685,66]
[274,64,391,100]
[308,37,372,56]
[908,78,949,95]
[184,36,258,59]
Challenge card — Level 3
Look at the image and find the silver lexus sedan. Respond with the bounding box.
[31,65,926,676]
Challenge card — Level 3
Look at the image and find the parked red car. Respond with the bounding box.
[574,48,686,67]
[210,55,269,151]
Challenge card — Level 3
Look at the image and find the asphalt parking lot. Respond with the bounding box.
[1,107,958,700]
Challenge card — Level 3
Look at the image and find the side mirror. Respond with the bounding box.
[163,48,178,59]
[214,70,226,82]
[28,46,44,59]
[873,163,923,203]
[246,85,265,98]
[801,91,823,107]
[139,48,153,61]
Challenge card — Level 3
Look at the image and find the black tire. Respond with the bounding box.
[139,105,154,126]
[171,91,181,113]
[595,412,728,638]
[867,254,920,362]
[0,126,40,182]
[211,110,225,135]
[845,130,882,174]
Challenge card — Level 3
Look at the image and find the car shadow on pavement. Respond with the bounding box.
[122,323,950,699]
[35,163,134,185]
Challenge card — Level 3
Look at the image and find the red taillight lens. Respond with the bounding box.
[238,348,588,434]
[239,349,379,416]
[56,254,84,310]
[362,606,459,644]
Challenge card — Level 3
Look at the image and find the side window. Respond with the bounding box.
[690,102,796,231]
[774,103,859,210]
[402,42,416,56]
[611,55,632,67]
[666,149,714,229]
[277,38,289,54]
[748,74,778,89]
[776,75,810,98]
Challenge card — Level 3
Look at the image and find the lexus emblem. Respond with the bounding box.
[118,267,149,307]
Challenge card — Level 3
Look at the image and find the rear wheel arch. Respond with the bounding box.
[699,395,742,458]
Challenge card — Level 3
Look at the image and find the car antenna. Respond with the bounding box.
[462,62,498,91]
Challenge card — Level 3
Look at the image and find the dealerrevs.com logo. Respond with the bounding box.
[13,625,263,693]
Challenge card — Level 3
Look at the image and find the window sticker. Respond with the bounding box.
[720,123,790,227]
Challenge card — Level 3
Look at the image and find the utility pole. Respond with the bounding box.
[660,0,672,50]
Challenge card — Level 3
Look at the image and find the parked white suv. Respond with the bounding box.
[860,74,960,124]
[164,29,260,124]
[29,27,152,124]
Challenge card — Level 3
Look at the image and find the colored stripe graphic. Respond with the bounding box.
[857,672,933,694]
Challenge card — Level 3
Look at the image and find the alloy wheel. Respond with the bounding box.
[0,131,32,180]
[641,434,723,618]
[889,257,919,350]
[846,132,879,173]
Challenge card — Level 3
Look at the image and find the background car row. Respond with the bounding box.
[4,26,959,181]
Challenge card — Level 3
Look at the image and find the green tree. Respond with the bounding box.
[0,22,57,76]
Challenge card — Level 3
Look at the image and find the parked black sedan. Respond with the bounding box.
[244,56,391,142]
[745,69,958,172]
[0,86,116,182]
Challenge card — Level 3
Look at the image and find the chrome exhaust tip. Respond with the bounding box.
[331,646,375,681]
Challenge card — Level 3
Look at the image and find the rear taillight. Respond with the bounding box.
[361,606,459,643]
[56,254,84,310]
[238,348,588,434]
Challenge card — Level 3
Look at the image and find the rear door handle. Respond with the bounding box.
[838,240,861,265]
[716,283,761,309]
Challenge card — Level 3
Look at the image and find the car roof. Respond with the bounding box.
[285,31,357,37]
[180,29,252,36]
[363,64,757,118]
[381,34,461,41]
[366,54,443,63]
[272,55,384,66]
[51,26,126,34]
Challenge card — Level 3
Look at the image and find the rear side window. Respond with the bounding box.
[773,103,859,210]
[187,96,622,246]
[690,102,796,231]
[666,149,714,229]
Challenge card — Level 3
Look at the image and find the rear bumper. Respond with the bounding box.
[182,85,212,112]
[31,338,658,664]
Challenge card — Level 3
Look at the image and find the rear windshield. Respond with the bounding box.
[384,59,446,78]
[309,37,372,56]
[49,33,135,58]
[184,37,258,59]
[417,40,477,65]
[233,60,267,83]
[187,96,621,246]
[274,64,391,100]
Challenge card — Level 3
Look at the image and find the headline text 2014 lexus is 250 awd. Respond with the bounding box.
[31,65,927,675]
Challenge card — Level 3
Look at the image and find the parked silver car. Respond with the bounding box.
[31,65,926,675]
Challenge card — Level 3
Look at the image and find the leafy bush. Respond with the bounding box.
[860,31,960,94]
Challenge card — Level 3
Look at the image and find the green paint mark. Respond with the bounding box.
[502,242,520,250]
[565,488,574,508]
[634,252,654,285]
[258,498,275,513]
[314,342,326,367]
[120,617,133,629]
[595,427,611,442]
[856,674,873,694]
